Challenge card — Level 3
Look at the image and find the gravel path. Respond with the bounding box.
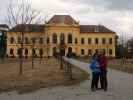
[0,59,133,100]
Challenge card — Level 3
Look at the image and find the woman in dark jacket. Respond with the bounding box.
[99,51,108,91]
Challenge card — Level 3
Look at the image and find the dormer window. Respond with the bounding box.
[94,26,99,32]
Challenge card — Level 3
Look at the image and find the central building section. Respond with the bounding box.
[46,15,80,57]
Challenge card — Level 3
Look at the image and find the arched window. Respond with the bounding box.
[52,33,57,44]
[39,48,43,57]
[25,49,28,55]
[60,33,65,44]
[68,34,72,43]
[10,37,14,44]
[10,48,14,55]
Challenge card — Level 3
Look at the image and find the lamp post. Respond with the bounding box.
[60,34,65,69]
[106,44,109,57]
[31,38,36,69]
[60,43,64,70]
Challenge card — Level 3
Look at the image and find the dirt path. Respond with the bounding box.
[0,59,133,100]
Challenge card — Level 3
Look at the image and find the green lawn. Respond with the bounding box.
[108,59,133,74]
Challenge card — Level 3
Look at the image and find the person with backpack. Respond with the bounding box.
[89,53,101,91]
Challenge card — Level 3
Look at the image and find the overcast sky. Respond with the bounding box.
[0,0,133,38]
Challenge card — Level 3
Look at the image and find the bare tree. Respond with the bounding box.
[6,0,43,75]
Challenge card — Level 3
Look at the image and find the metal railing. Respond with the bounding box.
[55,55,73,80]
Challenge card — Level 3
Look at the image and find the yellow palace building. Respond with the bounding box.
[7,15,117,58]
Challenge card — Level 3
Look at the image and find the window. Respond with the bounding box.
[95,38,99,44]
[25,49,28,55]
[39,49,43,56]
[94,26,99,32]
[18,37,21,44]
[81,49,85,55]
[47,37,50,44]
[75,38,78,44]
[95,49,98,53]
[102,38,106,44]
[81,38,84,44]
[103,49,106,55]
[68,34,72,43]
[10,49,14,55]
[39,38,43,44]
[109,38,113,44]
[88,38,91,44]
[53,47,57,56]
[88,49,92,55]
[17,48,22,56]
[52,33,57,44]
[109,49,112,55]
[68,47,72,53]
[32,37,36,44]
[10,37,14,44]
[60,33,65,44]
[25,37,29,44]
[32,49,36,56]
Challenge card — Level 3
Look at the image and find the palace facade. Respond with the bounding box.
[7,15,117,57]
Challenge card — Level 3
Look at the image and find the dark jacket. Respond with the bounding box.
[100,55,108,72]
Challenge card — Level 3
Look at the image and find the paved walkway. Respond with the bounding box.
[0,58,133,100]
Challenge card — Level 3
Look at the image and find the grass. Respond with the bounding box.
[0,58,89,94]
[108,59,133,74]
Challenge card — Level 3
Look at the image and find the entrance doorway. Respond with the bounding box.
[60,48,65,56]
[53,47,57,56]
[68,47,72,54]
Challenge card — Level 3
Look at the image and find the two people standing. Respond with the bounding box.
[90,50,108,91]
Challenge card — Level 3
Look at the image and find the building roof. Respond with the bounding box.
[0,24,9,31]
[8,15,116,34]
[80,25,115,33]
[47,15,78,25]
[9,24,44,32]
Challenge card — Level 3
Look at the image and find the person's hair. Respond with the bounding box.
[92,53,98,59]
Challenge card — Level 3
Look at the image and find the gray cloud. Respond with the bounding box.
[0,0,132,37]
[60,0,133,11]
[102,0,133,11]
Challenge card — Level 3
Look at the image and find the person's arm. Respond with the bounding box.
[89,60,95,70]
